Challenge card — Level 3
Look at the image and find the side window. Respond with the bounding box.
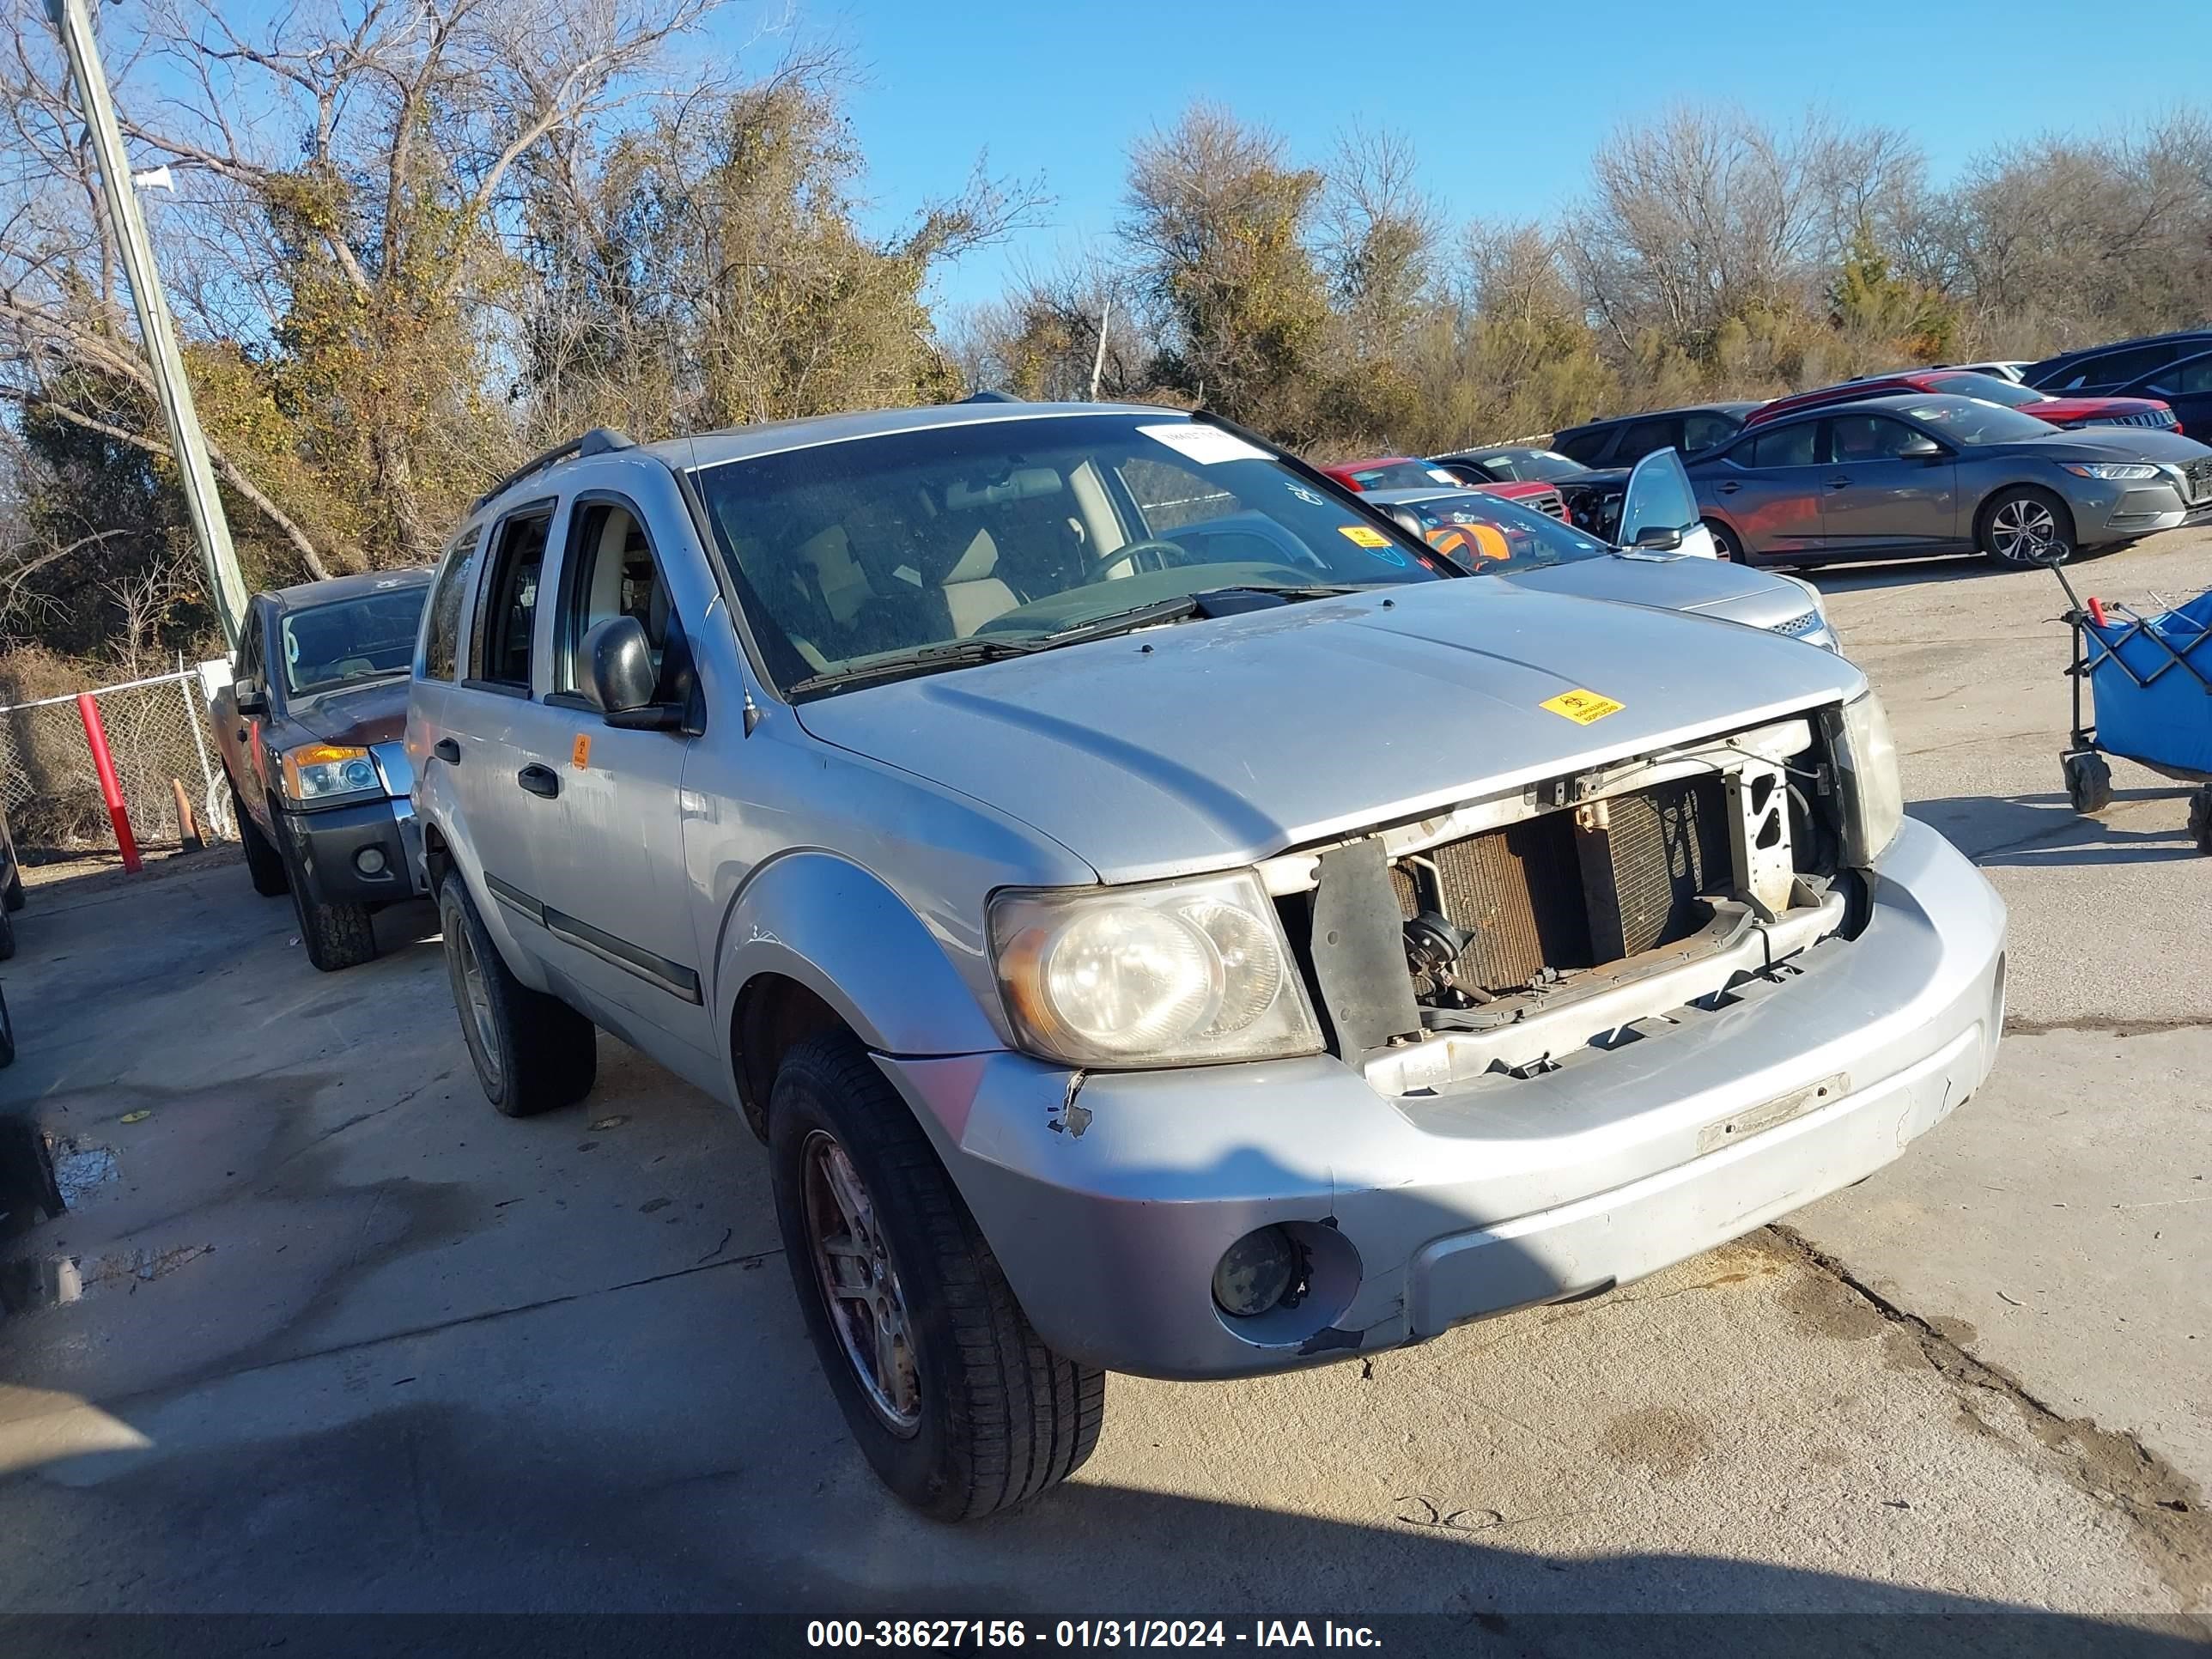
[1552,429,1607,465]
[420,526,482,682]
[1682,413,1737,453]
[1614,419,1680,464]
[556,500,678,697]
[1750,423,1820,468]
[1829,415,1921,463]
[471,508,552,689]
[236,610,264,682]
[2146,357,2212,397]
[2072,345,2169,390]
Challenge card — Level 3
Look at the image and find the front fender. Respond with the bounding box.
[714,851,1004,1060]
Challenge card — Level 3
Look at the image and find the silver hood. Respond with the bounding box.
[794,580,1863,884]
[1500,554,1820,633]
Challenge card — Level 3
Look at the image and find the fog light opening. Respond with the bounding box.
[354,846,387,877]
[1212,1225,1305,1319]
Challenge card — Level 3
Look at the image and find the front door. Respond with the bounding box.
[1819,413,1958,553]
[1618,448,1717,558]
[526,493,712,1054]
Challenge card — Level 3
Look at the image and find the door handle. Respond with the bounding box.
[1717,481,1741,495]
[235,726,248,742]
[1826,477,1851,490]
[517,763,561,799]
[433,738,461,764]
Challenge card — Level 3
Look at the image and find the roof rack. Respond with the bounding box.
[472,427,635,512]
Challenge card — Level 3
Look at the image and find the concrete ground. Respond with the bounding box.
[2,528,2209,1634]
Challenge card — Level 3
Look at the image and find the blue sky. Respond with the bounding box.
[774,0,2212,313]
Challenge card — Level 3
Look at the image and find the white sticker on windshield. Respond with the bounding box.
[1425,467,1457,483]
[1139,423,1272,465]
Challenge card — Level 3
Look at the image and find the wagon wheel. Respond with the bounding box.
[2062,750,2112,816]
[2189,787,2212,857]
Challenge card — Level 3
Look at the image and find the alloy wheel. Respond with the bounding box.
[1990,497,2060,564]
[801,1129,921,1435]
[452,921,503,1091]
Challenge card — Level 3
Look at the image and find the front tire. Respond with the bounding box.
[1979,487,2074,568]
[769,1030,1104,1520]
[2190,788,2212,857]
[237,788,290,897]
[288,850,377,973]
[437,871,597,1115]
[1702,518,1746,562]
[0,904,14,963]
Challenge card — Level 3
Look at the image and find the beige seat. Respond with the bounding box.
[941,529,1018,636]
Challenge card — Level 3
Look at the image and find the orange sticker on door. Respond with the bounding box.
[1540,688,1625,725]
[570,732,592,769]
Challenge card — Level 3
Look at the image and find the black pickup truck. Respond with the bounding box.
[210,569,432,971]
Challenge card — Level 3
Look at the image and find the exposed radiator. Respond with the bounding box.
[1392,777,1730,992]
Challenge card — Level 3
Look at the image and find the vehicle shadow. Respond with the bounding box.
[1911,788,2204,866]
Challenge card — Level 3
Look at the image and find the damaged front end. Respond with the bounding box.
[1262,708,1864,1097]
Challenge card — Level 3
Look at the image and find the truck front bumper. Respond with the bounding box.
[275,793,418,908]
[878,816,2006,1380]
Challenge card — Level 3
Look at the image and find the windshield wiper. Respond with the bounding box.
[784,635,1043,696]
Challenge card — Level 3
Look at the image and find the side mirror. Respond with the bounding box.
[234,678,269,717]
[582,615,681,730]
[1899,436,1942,460]
[1385,507,1427,539]
[1631,524,1686,552]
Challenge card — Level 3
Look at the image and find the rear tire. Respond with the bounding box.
[2190,787,2212,857]
[1978,487,2074,568]
[237,788,290,897]
[0,986,14,1068]
[0,905,14,963]
[769,1030,1104,1520]
[438,870,597,1116]
[1703,518,1745,562]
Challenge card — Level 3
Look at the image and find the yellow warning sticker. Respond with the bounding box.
[1338,524,1391,548]
[570,732,592,769]
[1540,688,1626,725]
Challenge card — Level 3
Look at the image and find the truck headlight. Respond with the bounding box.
[281,744,383,805]
[990,871,1323,1066]
[1834,690,1903,865]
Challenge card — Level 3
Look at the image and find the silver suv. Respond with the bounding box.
[408,403,2008,1519]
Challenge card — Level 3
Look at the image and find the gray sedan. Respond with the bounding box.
[1687,392,2212,568]
[1365,484,1840,651]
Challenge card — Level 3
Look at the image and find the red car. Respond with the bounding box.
[1744,370,2181,436]
[1321,455,1570,521]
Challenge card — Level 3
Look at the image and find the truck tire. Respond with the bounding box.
[769,1029,1104,1520]
[438,870,597,1116]
[3,817,23,911]
[0,986,14,1069]
[0,905,13,963]
[236,787,290,897]
[290,874,377,973]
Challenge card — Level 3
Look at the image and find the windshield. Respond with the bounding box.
[690,412,1451,695]
[1491,450,1589,482]
[1923,372,2045,410]
[280,588,427,696]
[1394,490,1613,574]
[1342,459,1454,490]
[1899,398,2060,445]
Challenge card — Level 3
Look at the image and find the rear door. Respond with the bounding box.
[1697,422,1828,556]
[523,479,714,1054]
[1819,413,1959,554]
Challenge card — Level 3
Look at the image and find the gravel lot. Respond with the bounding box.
[2,529,2208,1632]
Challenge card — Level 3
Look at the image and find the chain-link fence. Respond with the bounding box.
[0,665,234,858]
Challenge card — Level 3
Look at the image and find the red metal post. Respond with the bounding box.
[76,691,142,873]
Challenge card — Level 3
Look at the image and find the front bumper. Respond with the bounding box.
[2079,477,2212,542]
[880,816,2005,1379]
[274,793,418,908]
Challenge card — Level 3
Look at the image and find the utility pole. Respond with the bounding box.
[46,0,248,650]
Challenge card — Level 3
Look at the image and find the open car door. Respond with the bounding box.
[1618,447,1717,559]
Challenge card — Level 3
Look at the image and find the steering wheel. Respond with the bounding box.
[1091,538,1194,583]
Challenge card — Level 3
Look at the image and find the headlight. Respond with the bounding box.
[2061,463,2160,481]
[1833,690,1903,866]
[281,744,384,805]
[990,871,1323,1066]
